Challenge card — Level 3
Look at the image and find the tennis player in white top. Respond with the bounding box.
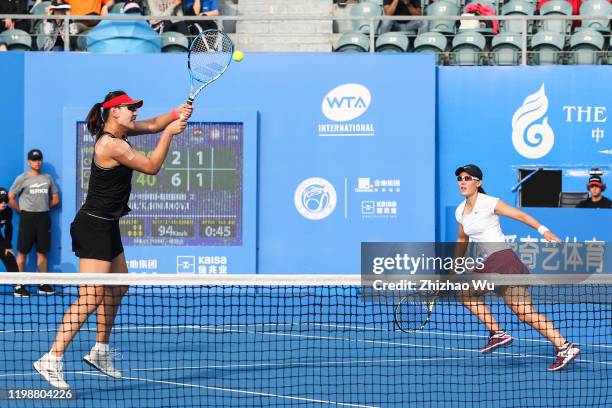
[454,164,580,371]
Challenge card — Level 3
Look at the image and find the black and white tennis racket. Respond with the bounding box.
[393,290,439,334]
[186,29,234,105]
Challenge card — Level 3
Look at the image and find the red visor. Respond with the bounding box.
[588,181,604,188]
[102,94,143,109]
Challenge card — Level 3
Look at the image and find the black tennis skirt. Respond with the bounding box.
[70,211,123,261]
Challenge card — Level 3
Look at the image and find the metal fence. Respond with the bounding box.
[0,13,611,66]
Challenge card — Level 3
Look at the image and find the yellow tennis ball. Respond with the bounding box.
[233,50,244,62]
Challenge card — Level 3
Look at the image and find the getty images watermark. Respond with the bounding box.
[360,242,612,299]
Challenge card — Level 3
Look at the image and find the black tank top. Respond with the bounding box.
[80,132,134,219]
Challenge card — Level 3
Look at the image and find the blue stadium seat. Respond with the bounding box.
[449,30,485,65]
[161,31,189,53]
[335,31,370,52]
[30,1,51,33]
[579,0,611,33]
[490,32,523,65]
[87,20,161,53]
[539,0,573,34]
[413,31,448,64]
[529,31,565,65]
[111,2,125,13]
[375,32,409,52]
[0,29,33,51]
[426,0,459,34]
[500,0,535,33]
[350,1,383,35]
[567,29,605,65]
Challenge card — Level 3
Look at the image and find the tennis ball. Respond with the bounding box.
[233,50,244,62]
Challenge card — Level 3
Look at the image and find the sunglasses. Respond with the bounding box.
[118,105,138,112]
[0,198,8,204]
[457,175,480,182]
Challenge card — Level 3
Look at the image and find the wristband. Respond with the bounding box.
[537,225,550,235]
[170,109,180,120]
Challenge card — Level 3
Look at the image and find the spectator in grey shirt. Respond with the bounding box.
[8,149,60,297]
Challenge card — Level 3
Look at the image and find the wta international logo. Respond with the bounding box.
[318,84,375,137]
[294,177,337,220]
[322,83,371,122]
[512,84,555,159]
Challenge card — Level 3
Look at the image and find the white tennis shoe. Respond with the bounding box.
[34,353,70,389]
[83,349,122,378]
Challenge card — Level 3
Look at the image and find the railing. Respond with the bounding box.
[1,13,611,66]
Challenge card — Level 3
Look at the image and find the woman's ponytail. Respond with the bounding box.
[86,102,104,138]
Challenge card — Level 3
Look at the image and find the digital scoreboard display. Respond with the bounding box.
[76,122,243,246]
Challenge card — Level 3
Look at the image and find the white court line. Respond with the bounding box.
[3,322,611,350]
[79,372,379,408]
[2,322,611,353]
[127,356,475,373]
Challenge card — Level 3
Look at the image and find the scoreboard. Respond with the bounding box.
[76,122,243,246]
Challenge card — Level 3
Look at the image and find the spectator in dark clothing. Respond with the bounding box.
[381,0,428,35]
[577,175,612,209]
[0,0,30,33]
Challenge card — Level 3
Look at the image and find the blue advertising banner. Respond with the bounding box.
[438,67,611,241]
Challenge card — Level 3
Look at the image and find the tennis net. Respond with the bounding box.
[0,273,610,407]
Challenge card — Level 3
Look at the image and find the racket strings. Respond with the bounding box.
[189,31,233,83]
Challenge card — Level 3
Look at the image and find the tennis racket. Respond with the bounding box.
[393,290,439,334]
[186,29,234,105]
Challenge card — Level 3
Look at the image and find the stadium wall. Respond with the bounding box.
[437,66,612,242]
[1,53,610,272]
[3,53,436,273]
[1,53,25,253]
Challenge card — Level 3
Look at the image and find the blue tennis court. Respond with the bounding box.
[1,279,610,407]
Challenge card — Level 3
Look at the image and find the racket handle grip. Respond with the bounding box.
[186,98,194,106]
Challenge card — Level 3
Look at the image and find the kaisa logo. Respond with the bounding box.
[512,84,555,159]
[294,177,337,220]
[318,83,375,137]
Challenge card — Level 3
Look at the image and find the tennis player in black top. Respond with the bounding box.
[35,91,192,389]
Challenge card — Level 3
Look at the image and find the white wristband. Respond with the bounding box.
[537,225,550,235]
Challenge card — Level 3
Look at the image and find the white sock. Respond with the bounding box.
[93,343,110,354]
[48,351,63,362]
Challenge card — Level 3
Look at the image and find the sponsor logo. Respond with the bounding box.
[318,84,375,137]
[176,256,195,273]
[322,83,371,122]
[294,177,337,220]
[512,84,555,159]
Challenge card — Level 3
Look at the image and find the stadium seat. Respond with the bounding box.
[449,30,485,65]
[559,192,589,208]
[579,0,611,32]
[111,2,125,13]
[426,0,459,34]
[500,0,535,33]
[0,29,33,51]
[567,29,605,64]
[335,31,370,52]
[87,20,161,53]
[413,31,448,64]
[490,32,523,65]
[350,1,382,34]
[375,32,409,52]
[30,1,50,15]
[30,1,51,32]
[161,31,189,53]
[539,0,573,34]
[529,31,565,65]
